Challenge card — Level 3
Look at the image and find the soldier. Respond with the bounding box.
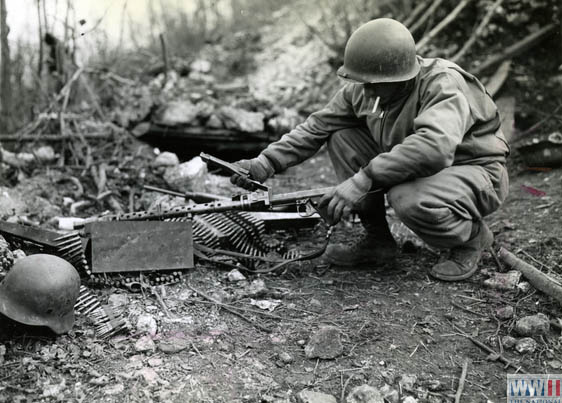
[230,18,509,281]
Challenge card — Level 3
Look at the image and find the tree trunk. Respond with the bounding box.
[0,0,13,132]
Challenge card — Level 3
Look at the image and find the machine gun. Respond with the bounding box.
[76,153,333,227]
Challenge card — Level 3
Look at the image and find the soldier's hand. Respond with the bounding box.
[318,172,372,225]
[230,157,274,191]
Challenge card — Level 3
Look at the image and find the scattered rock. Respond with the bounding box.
[515,313,550,336]
[426,380,442,391]
[517,282,531,293]
[218,106,265,132]
[483,270,521,290]
[33,146,56,163]
[135,367,160,385]
[381,369,397,385]
[157,335,191,354]
[11,249,26,262]
[148,357,163,367]
[278,352,294,364]
[402,397,418,403]
[136,314,158,336]
[495,306,515,320]
[154,100,199,126]
[309,298,322,312]
[380,385,399,403]
[227,269,246,282]
[190,59,211,73]
[399,374,417,392]
[346,384,384,403]
[164,156,207,192]
[548,359,562,369]
[296,390,337,403]
[515,337,537,354]
[244,279,268,297]
[304,326,343,359]
[153,152,180,169]
[108,294,129,309]
[250,299,281,311]
[134,336,156,353]
[502,336,517,349]
[103,383,124,396]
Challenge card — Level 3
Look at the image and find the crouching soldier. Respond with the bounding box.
[230,18,510,281]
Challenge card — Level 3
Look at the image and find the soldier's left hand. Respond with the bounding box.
[318,172,371,225]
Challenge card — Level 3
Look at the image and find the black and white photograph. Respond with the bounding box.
[0,0,561,401]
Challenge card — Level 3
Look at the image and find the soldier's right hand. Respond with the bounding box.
[230,157,274,191]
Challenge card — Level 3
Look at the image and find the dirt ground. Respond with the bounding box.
[0,147,561,403]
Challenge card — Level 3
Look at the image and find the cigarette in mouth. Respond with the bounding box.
[372,96,380,114]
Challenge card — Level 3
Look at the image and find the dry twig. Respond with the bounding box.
[451,0,504,63]
[473,23,557,74]
[409,0,445,35]
[416,0,473,52]
[455,359,469,403]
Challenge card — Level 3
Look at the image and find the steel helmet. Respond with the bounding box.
[337,18,420,84]
[0,254,80,334]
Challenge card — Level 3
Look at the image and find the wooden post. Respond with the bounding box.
[159,33,168,86]
[0,0,12,132]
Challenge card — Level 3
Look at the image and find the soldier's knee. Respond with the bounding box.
[327,128,354,152]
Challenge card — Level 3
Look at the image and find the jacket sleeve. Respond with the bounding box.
[261,84,360,172]
[359,73,476,189]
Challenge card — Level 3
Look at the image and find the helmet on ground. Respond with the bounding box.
[0,254,80,334]
[337,18,420,84]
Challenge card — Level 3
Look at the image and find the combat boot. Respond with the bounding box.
[323,191,397,266]
[323,221,397,266]
[429,221,493,281]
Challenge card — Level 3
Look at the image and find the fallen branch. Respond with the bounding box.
[416,0,473,52]
[403,0,431,28]
[409,0,445,35]
[498,247,562,305]
[473,23,558,75]
[451,0,504,63]
[455,359,469,403]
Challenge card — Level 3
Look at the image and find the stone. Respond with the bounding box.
[380,369,397,385]
[136,314,158,336]
[103,383,124,396]
[483,270,521,290]
[154,101,198,126]
[108,294,129,309]
[304,326,343,359]
[134,336,156,353]
[517,282,531,293]
[502,336,517,349]
[399,374,417,392]
[190,59,211,73]
[402,397,418,403]
[153,152,179,168]
[206,114,224,128]
[426,380,442,391]
[218,106,265,132]
[515,337,537,354]
[309,298,322,312]
[33,146,56,163]
[346,384,384,403]
[515,313,550,336]
[148,357,162,367]
[495,306,515,320]
[278,352,294,364]
[135,367,159,385]
[245,279,268,297]
[164,156,207,192]
[380,385,399,403]
[157,335,191,354]
[296,390,337,403]
[227,269,246,282]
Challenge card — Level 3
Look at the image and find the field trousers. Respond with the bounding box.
[327,127,509,249]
